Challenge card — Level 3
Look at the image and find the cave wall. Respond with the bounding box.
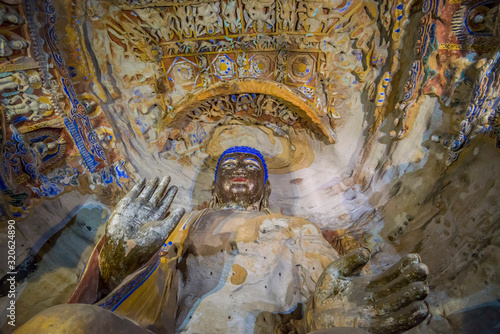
[0,0,499,332]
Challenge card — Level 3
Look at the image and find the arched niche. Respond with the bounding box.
[163,79,335,144]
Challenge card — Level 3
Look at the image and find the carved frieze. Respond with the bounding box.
[0,0,36,72]
[188,93,301,126]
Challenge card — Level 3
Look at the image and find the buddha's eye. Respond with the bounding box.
[246,164,260,171]
[222,162,236,169]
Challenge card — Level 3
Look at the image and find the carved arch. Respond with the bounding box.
[163,79,335,143]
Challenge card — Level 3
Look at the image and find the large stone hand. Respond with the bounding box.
[99,177,185,291]
[308,248,429,334]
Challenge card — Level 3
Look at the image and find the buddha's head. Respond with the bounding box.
[211,146,271,210]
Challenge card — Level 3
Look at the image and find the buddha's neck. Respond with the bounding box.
[217,201,261,212]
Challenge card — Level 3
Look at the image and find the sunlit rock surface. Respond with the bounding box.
[1,0,499,332]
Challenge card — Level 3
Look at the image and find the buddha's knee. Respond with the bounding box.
[14,303,153,334]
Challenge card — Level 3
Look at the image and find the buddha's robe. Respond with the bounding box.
[69,209,339,333]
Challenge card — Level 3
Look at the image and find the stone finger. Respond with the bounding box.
[369,301,429,334]
[314,248,370,303]
[137,177,159,203]
[331,247,371,277]
[371,263,429,300]
[155,186,178,220]
[115,178,145,211]
[124,178,146,200]
[163,207,185,231]
[368,253,421,289]
[373,281,429,316]
[149,176,171,208]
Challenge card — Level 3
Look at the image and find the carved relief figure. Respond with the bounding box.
[277,0,296,31]
[134,7,175,41]
[17,146,429,334]
[197,55,212,87]
[3,93,50,121]
[297,1,333,33]
[174,5,196,38]
[0,33,28,57]
[0,4,24,25]
[0,71,40,94]
[222,0,241,34]
[236,51,248,77]
[193,2,223,36]
[31,140,59,163]
[242,0,275,33]
[276,49,288,82]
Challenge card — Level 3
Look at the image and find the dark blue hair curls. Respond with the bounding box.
[215,146,268,182]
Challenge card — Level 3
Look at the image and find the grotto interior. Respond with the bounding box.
[0,0,499,333]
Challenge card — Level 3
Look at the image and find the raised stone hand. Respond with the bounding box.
[307,248,429,334]
[99,177,185,291]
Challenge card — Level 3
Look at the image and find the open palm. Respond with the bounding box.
[99,177,185,290]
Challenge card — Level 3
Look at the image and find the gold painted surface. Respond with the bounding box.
[230,263,248,285]
[17,118,65,133]
[0,62,39,72]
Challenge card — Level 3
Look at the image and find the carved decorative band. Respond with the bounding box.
[0,63,40,72]
[439,43,497,52]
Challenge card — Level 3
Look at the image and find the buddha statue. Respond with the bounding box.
[16,146,429,334]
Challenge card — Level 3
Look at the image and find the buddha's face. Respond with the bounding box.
[214,152,266,207]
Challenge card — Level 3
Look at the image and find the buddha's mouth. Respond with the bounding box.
[231,177,247,183]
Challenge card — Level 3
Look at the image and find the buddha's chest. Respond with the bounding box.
[182,209,266,251]
[174,211,312,333]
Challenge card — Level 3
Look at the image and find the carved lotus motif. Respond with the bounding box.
[213,54,236,79]
[249,54,274,78]
[168,58,199,86]
[287,53,315,85]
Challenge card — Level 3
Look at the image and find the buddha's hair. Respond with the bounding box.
[215,146,268,182]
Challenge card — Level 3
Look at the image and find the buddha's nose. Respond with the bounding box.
[235,165,247,175]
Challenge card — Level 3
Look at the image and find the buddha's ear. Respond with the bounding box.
[261,180,272,210]
[209,181,217,208]
[265,180,271,198]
